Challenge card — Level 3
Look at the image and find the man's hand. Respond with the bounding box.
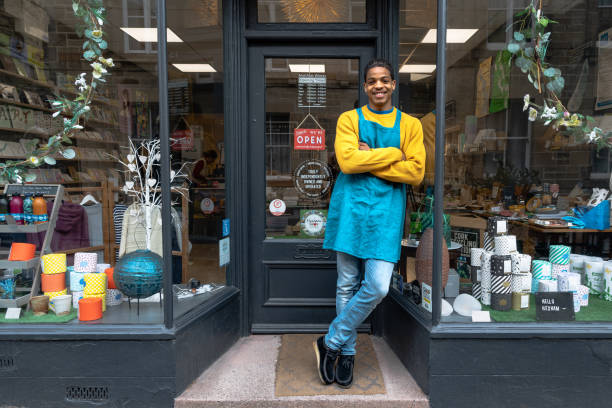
[358,142,370,151]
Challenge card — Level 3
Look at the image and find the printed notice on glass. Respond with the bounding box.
[298,74,327,108]
[596,28,612,110]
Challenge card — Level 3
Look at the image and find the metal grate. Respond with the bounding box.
[0,356,14,369]
[65,386,110,401]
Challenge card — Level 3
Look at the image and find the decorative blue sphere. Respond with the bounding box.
[115,250,163,299]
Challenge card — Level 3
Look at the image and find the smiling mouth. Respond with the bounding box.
[374,92,386,97]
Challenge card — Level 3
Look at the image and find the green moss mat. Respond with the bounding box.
[0,309,77,323]
[483,295,612,322]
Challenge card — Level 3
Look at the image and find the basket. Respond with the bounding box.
[415,228,450,288]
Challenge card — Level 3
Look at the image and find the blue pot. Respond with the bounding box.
[115,250,163,299]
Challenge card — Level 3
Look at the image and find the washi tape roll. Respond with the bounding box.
[491,275,511,294]
[494,235,517,255]
[491,293,512,311]
[83,292,106,312]
[72,291,84,309]
[41,253,67,274]
[74,252,98,273]
[471,265,481,283]
[549,245,570,265]
[70,270,87,292]
[106,289,122,306]
[105,267,116,289]
[470,248,485,267]
[585,260,605,295]
[552,263,570,280]
[602,261,612,301]
[96,263,111,274]
[570,254,586,272]
[481,252,493,291]
[481,290,491,306]
[83,273,107,295]
[8,242,36,261]
[578,285,589,306]
[78,297,103,321]
[518,254,532,273]
[472,283,482,300]
[44,288,68,300]
[41,272,66,293]
[483,232,494,252]
[557,272,581,292]
[538,279,557,292]
[487,216,507,236]
[491,255,512,276]
[532,260,552,280]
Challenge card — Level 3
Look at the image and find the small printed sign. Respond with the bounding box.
[535,292,575,321]
[293,159,333,199]
[472,310,491,322]
[5,307,21,319]
[200,197,214,214]
[222,218,230,237]
[219,237,230,267]
[421,282,432,312]
[269,199,286,216]
[299,209,327,237]
[294,128,325,150]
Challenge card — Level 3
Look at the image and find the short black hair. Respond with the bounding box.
[364,59,394,82]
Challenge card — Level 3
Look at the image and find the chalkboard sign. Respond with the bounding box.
[4,184,60,197]
[535,292,575,321]
[451,227,480,258]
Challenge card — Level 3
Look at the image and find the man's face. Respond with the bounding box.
[363,67,396,110]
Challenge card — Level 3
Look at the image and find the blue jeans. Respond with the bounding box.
[325,252,394,355]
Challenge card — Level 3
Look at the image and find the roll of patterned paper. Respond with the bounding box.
[84,292,106,312]
[74,252,98,273]
[481,252,493,292]
[487,216,507,236]
[518,272,532,293]
[70,270,87,292]
[585,260,605,295]
[491,255,512,276]
[470,248,485,266]
[532,260,552,280]
[491,293,512,311]
[106,289,122,306]
[494,235,517,255]
[72,291,84,309]
[83,273,107,295]
[557,272,581,292]
[511,273,525,293]
[96,263,111,274]
[549,245,570,265]
[538,279,557,292]
[483,232,494,252]
[510,253,521,274]
[552,263,569,280]
[41,253,67,275]
[573,292,581,313]
[491,275,511,294]
[518,254,532,273]
[472,283,482,300]
[481,290,491,306]
[41,272,66,293]
[578,285,589,306]
[44,288,68,300]
[602,261,612,301]
[570,254,586,273]
[471,265,481,283]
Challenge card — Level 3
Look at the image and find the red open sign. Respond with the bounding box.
[294,129,325,151]
[171,129,194,151]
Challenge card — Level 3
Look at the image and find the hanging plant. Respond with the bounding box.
[0,0,113,184]
[507,0,612,150]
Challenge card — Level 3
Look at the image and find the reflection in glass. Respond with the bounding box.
[258,0,366,23]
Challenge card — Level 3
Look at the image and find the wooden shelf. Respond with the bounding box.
[0,155,115,164]
[0,126,120,146]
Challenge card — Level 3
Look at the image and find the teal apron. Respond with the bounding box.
[323,107,406,263]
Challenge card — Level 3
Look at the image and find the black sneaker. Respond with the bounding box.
[335,354,355,388]
[313,336,339,385]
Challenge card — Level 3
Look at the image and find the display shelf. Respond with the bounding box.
[0,222,49,233]
[0,293,30,309]
[0,155,115,164]
[0,257,39,270]
[0,126,120,146]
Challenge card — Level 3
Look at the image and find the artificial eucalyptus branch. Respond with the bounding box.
[0,0,113,183]
[507,0,612,150]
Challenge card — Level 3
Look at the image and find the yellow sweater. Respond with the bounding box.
[334,105,426,185]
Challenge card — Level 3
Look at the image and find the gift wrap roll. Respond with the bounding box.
[557,272,581,292]
[602,261,612,301]
[481,290,491,306]
[585,260,605,295]
[491,255,512,276]
[41,253,67,275]
[518,254,532,273]
[487,216,507,236]
[532,260,552,280]
[106,289,122,306]
[83,273,107,295]
[549,245,570,265]
[491,275,511,294]
[511,292,530,311]
[83,292,106,312]
[70,270,87,292]
[44,288,68,301]
[578,285,590,307]
[471,265,481,283]
[538,279,557,292]
[552,263,569,280]
[78,297,102,321]
[494,235,517,255]
[72,291,84,309]
[510,253,521,274]
[491,292,512,311]
[483,232,495,252]
[470,248,485,267]
[472,283,482,299]
[481,252,493,292]
[41,272,66,293]
[96,263,111,274]
[74,252,98,273]
[513,273,532,293]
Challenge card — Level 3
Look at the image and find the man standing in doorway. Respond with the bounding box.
[314,59,426,388]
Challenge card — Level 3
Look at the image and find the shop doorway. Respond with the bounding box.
[247,45,375,332]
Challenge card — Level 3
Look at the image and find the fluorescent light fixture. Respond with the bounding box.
[421,29,478,44]
[399,64,436,73]
[120,27,183,42]
[172,63,216,72]
[410,73,431,81]
[289,64,325,73]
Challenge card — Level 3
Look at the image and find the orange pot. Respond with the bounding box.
[78,297,103,321]
[41,272,66,292]
[8,243,36,261]
[105,267,116,289]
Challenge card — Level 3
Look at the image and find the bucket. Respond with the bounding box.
[30,295,50,316]
[49,294,72,316]
[8,243,36,261]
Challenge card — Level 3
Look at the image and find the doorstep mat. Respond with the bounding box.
[275,333,386,397]
[0,310,77,323]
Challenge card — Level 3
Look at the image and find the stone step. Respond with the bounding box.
[175,334,429,408]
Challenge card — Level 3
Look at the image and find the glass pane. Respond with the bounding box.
[265,58,359,239]
[257,0,366,23]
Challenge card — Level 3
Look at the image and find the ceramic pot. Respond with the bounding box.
[49,294,72,316]
[30,295,50,316]
[415,228,449,288]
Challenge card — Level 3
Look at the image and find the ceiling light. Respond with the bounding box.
[120,27,183,42]
[399,64,436,73]
[172,64,216,72]
[289,64,325,73]
[421,29,478,44]
[410,73,431,81]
